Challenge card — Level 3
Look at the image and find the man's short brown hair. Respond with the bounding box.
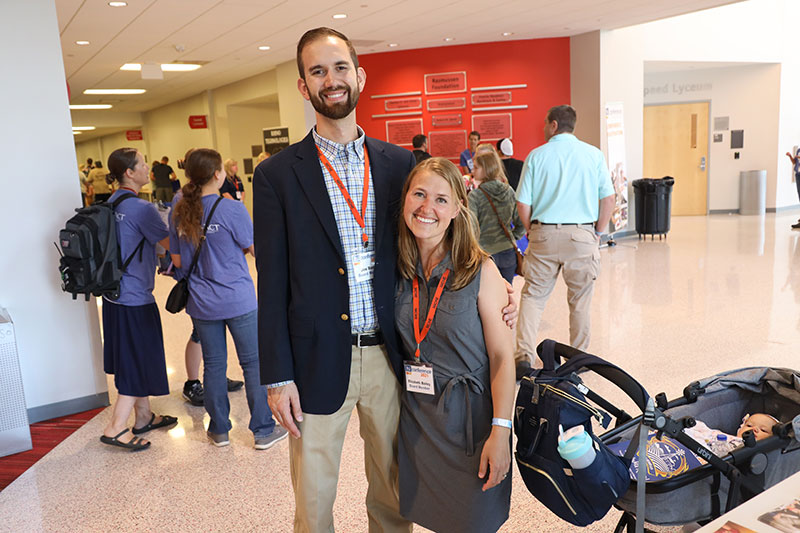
[546,105,577,134]
[296,27,359,80]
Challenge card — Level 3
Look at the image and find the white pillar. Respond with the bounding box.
[0,0,108,422]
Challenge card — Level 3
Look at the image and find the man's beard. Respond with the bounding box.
[309,84,360,120]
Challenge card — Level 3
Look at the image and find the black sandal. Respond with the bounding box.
[100,428,151,451]
[132,413,178,435]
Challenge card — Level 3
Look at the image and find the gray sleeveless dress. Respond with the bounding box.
[394,254,511,533]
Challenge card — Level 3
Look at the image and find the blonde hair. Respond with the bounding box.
[473,151,508,184]
[475,143,496,156]
[256,151,270,163]
[397,158,487,290]
[223,158,237,177]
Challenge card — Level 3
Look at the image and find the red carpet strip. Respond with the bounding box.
[0,407,105,491]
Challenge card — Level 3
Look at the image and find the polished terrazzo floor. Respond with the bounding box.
[2,212,800,532]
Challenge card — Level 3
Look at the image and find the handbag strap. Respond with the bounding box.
[478,186,518,250]
[184,196,223,278]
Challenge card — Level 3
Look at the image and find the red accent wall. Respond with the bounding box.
[357,38,570,160]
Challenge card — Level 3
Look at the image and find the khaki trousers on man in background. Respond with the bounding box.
[288,344,411,533]
[515,223,600,364]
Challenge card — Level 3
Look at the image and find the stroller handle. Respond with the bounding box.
[536,340,650,413]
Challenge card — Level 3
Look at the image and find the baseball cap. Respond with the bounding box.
[497,138,513,157]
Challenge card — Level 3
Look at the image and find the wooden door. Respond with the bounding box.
[643,102,709,216]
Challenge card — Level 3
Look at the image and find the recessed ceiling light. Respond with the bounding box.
[443,37,454,42]
[69,104,113,110]
[258,45,271,51]
[72,126,96,131]
[84,89,146,95]
[73,131,82,135]
[108,1,127,6]
[388,43,398,48]
[332,13,347,19]
[76,40,90,46]
[120,63,201,72]
[502,32,513,37]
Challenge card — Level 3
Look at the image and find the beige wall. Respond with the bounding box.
[570,31,602,149]
[142,92,212,173]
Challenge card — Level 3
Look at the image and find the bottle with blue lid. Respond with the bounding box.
[557,424,596,469]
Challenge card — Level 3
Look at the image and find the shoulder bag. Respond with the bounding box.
[165,196,223,314]
[478,186,524,276]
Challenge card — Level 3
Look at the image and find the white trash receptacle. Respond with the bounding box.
[0,308,32,457]
[739,170,767,216]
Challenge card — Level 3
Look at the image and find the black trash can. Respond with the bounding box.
[632,177,674,240]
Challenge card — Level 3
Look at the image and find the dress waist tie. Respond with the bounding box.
[436,371,485,457]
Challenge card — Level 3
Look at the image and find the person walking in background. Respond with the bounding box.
[411,134,431,164]
[151,156,177,203]
[171,148,284,450]
[785,147,800,229]
[395,158,514,533]
[460,130,480,175]
[220,159,245,202]
[468,151,525,284]
[100,147,177,451]
[496,138,524,191]
[87,160,112,203]
[514,105,615,379]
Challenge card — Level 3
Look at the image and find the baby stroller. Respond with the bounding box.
[514,340,800,532]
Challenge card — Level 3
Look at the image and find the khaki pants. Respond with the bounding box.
[154,186,174,203]
[289,344,411,533]
[515,223,600,363]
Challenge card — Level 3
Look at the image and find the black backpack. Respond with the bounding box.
[514,340,649,527]
[57,194,145,301]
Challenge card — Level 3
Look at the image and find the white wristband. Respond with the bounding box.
[491,417,512,429]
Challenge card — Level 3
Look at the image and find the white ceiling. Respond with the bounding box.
[60,0,743,116]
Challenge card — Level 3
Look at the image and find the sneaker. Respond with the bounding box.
[515,359,532,382]
[182,380,204,406]
[207,430,230,447]
[254,426,289,450]
[227,377,244,392]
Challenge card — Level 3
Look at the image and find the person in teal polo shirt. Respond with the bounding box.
[514,105,615,379]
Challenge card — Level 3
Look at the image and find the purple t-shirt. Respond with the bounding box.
[108,190,169,306]
[169,194,256,320]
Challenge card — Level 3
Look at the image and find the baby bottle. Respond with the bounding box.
[557,424,596,469]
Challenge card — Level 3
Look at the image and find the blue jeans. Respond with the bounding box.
[191,309,275,437]
[492,247,518,284]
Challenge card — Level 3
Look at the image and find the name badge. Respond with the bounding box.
[404,360,434,395]
[351,251,375,283]
[236,191,242,200]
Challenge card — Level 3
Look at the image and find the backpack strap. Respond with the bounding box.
[537,339,650,413]
[110,192,147,273]
[183,196,223,279]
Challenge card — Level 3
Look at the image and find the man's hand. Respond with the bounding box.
[267,383,304,438]
[502,280,518,329]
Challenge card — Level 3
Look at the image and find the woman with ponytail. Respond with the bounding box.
[100,148,177,452]
[170,148,285,449]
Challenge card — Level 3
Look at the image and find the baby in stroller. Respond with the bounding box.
[685,413,780,457]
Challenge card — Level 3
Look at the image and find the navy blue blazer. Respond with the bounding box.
[253,130,416,415]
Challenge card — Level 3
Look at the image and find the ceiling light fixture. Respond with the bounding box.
[76,40,90,46]
[72,126,96,131]
[84,89,146,95]
[73,131,82,135]
[258,45,271,51]
[443,37,454,42]
[332,13,347,19]
[108,1,127,6]
[69,104,113,110]
[388,43,398,48]
[120,63,201,72]
[502,32,513,36]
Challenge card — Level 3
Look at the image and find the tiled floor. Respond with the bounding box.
[2,212,800,532]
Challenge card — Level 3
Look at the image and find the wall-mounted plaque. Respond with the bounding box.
[427,97,466,111]
[471,113,512,141]
[424,71,466,95]
[385,97,422,112]
[432,113,462,127]
[429,130,466,159]
[471,92,512,105]
[386,118,423,146]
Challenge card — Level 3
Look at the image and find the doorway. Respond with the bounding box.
[643,102,709,216]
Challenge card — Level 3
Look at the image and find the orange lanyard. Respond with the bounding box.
[412,269,450,361]
[317,146,370,248]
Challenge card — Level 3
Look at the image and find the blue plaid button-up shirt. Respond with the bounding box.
[313,127,378,334]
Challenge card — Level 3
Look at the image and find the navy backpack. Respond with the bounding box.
[514,340,650,527]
